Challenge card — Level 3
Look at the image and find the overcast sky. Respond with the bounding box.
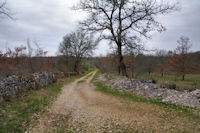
[0,0,200,56]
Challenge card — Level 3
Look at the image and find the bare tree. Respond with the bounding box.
[59,31,97,73]
[168,36,193,81]
[0,0,12,19]
[156,49,168,77]
[145,55,156,76]
[26,39,51,73]
[27,38,34,73]
[34,41,48,57]
[77,0,177,76]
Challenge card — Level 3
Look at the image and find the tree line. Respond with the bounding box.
[97,36,200,81]
[0,41,55,77]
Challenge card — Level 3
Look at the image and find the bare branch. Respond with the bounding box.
[0,0,13,19]
[59,31,98,73]
[76,0,177,76]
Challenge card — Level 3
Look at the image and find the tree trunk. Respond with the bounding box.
[161,67,164,77]
[28,58,34,73]
[117,45,128,77]
[131,67,134,78]
[120,59,128,77]
[182,74,185,81]
[118,65,120,75]
[66,56,69,72]
[74,60,80,74]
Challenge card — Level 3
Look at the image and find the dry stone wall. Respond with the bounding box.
[0,72,74,101]
[98,74,200,109]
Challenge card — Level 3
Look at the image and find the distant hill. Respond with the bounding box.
[194,51,200,55]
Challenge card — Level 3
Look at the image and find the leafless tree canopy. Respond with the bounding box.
[155,49,168,77]
[59,31,97,73]
[176,36,192,55]
[0,0,12,19]
[77,0,177,76]
[59,31,97,57]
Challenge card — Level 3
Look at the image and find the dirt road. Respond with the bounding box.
[30,71,200,133]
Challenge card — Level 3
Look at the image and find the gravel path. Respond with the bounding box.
[29,71,200,133]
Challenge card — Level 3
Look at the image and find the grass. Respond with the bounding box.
[85,73,93,79]
[86,67,95,74]
[78,69,94,83]
[137,73,200,90]
[92,72,200,121]
[78,79,86,83]
[0,73,86,133]
[88,67,94,71]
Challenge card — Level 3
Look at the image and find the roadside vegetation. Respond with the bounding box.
[92,72,200,121]
[92,72,200,132]
[0,74,86,133]
[137,73,200,90]
[78,79,86,83]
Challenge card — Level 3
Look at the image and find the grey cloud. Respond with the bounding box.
[0,0,199,56]
[147,0,200,52]
[0,0,83,55]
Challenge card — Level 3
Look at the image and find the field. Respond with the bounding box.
[137,73,200,90]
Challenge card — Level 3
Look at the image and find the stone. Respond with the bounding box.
[0,72,65,101]
[191,89,200,99]
[97,74,200,110]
